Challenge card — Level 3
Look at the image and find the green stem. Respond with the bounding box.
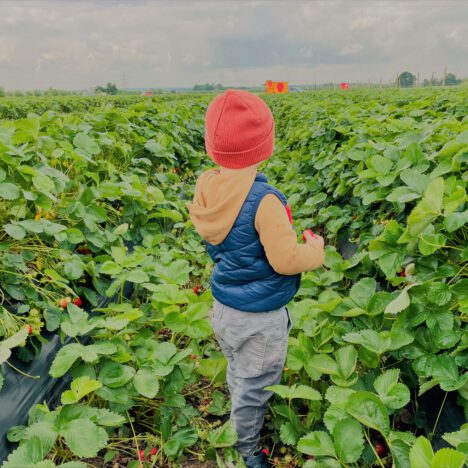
[126,410,141,463]
[430,391,448,441]
[5,360,40,379]
[363,429,385,468]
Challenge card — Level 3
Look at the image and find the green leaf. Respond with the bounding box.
[100,261,122,275]
[333,418,364,463]
[400,169,430,194]
[61,306,94,337]
[346,391,390,436]
[1,326,29,351]
[335,345,357,380]
[370,155,393,174]
[444,210,468,233]
[0,182,20,200]
[65,228,85,244]
[431,448,465,468]
[60,419,108,457]
[389,431,416,468]
[387,186,420,203]
[151,259,191,285]
[126,269,149,283]
[208,421,238,448]
[73,133,101,155]
[350,278,376,309]
[431,355,460,391]
[32,174,54,193]
[298,431,336,457]
[133,368,160,398]
[266,384,321,401]
[419,233,446,255]
[61,376,102,405]
[50,344,97,378]
[307,354,338,376]
[151,284,187,305]
[98,361,135,388]
[406,178,444,237]
[21,420,58,458]
[410,436,433,468]
[4,223,26,240]
[64,256,84,280]
[385,288,411,315]
[374,369,410,409]
[280,421,300,445]
[442,427,468,449]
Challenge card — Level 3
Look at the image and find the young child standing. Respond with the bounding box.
[188,90,325,468]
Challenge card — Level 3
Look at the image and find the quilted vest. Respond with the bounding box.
[204,173,301,312]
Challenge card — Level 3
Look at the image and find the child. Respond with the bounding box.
[188,90,324,468]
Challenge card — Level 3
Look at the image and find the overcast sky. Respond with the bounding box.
[0,0,467,90]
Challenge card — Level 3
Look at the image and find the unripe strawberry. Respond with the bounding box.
[59,297,71,308]
[189,353,197,360]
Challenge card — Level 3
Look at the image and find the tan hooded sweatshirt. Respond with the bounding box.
[187,167,324,275]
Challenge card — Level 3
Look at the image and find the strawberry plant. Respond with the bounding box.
[1,88,467,467]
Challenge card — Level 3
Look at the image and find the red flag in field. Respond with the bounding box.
[340,82,350,89]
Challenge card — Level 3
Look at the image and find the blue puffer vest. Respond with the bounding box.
[204,173,301,312]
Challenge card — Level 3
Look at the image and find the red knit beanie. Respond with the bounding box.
[204,89,275,169]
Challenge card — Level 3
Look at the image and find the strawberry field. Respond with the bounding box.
[0,88,467,468]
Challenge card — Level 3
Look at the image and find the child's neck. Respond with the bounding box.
[219,165,259,175]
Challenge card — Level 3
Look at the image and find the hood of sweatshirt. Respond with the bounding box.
[187,167,258,245]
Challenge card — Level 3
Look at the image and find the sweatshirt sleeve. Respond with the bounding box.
[254,194,324,275]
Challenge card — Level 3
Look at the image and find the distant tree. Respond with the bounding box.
[445,73,460,86]
[94,82,118,95]
[398,71,416,88]
[0,87,5,97]
[14,90,24,97]
[193,83,224,91]
[105,82,118,95]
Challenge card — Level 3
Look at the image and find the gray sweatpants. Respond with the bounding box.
[211,299,292,456]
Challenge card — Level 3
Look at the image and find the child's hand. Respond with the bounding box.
[303,230,324,249]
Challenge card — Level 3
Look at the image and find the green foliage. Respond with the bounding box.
[1,87,467,466]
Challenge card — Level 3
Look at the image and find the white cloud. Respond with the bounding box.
[0,0,466,90]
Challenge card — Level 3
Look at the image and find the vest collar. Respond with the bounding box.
[255,172,268,183]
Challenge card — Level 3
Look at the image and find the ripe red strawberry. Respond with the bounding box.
[193,285,203,295]
[189,353,197,360]
[26,324,33,335]
[398,270,406,277]
[77,248,91,255]
[139,449,145,461]
[374,442,385,456]
[73,297,83,307]
[262,448,269,455]
[150,447,158,456]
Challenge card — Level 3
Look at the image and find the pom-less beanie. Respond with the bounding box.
[204,89,275,169]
